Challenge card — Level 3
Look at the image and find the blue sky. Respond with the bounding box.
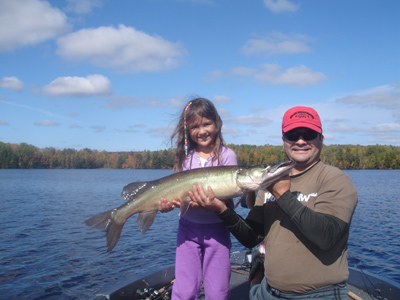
[1,0,399,152]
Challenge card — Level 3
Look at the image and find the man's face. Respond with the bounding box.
[282,127,324,172]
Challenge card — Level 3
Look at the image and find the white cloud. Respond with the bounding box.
[42,74,111,97]
[70,124,82,129]
[336,82,400,109]
[230,67,257,76]
[394,110,400,123]
[367,123,400,132]
[90,125,106,133]
[104,96,166,110]
[63,0,103,14]
[263,0,299,13]
[240,32,312,56]
[202,69,224,82]
[367,134,400,145]
[114,124,146,133]
[175,0,215,4]
[222,126,241,134]
[0,0,70,51]
[213,95,232,104]
[56,25,187,73]
[228,64,326,87]
[335,82,400,123]
[170,96,186,108]
[147,125,174,137]
[34,120,60,127]
[218,108,231,118]
[255,64,327,87]
[0,77,24,92]
[224,115,273,125]
[328,124,363,133]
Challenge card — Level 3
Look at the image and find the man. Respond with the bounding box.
[189,106,358,299]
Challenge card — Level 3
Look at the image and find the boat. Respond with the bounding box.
[94,249,400,300]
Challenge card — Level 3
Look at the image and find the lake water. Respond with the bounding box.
[0,169,399,299]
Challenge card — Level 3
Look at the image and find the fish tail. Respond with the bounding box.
[84,210,125,252]
[105,220,124,252]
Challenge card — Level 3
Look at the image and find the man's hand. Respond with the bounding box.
[267,175,291,199]
[188,184,227,214]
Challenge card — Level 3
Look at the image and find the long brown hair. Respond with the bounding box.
[171,98,225,172]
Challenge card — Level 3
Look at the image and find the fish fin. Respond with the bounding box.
[234,190,248,210]
[137,211,158,233]
[121,181,149,201]
[233,197,242,210]
[84,209,125,252]
[84,209,113,230]
[179,199,191,216]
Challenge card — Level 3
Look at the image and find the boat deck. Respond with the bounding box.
[98,251,400,300]
[183,251,396,300]
[226,252,387,300]
[225,264,380,300]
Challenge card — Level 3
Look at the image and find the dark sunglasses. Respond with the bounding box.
[284,130,319,142]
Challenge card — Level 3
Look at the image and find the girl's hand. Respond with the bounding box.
[158,198,181,213]
[188,184,227,214]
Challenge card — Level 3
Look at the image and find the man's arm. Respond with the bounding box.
[276,191,348,250]
[267,176,348,251]
[188,184,264,248]
[218,207,265,248]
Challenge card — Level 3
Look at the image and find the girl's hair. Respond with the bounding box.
[171,98,225,172]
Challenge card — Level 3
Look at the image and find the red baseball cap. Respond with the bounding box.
[282,106,322,133]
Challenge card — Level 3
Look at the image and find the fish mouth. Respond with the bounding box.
[254,160,295,190]
[267,160,295,173]
[255,160,294,181]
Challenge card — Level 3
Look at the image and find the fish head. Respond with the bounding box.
[237,160,295,191]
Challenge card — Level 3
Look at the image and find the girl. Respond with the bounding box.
[159,98,237,300]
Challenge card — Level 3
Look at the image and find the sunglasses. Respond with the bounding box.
[284,130,320,142]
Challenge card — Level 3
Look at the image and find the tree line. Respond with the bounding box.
[1,141,400,170]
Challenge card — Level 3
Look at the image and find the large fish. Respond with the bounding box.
[85,160,295,252]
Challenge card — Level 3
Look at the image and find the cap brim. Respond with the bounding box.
[283,122,322,133]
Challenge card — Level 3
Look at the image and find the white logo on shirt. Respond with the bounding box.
[264,192,318,203]
[297,192,317,202]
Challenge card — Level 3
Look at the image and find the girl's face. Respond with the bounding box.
[188,115,217,152]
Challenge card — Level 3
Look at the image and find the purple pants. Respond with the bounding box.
[172,218,232,300]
